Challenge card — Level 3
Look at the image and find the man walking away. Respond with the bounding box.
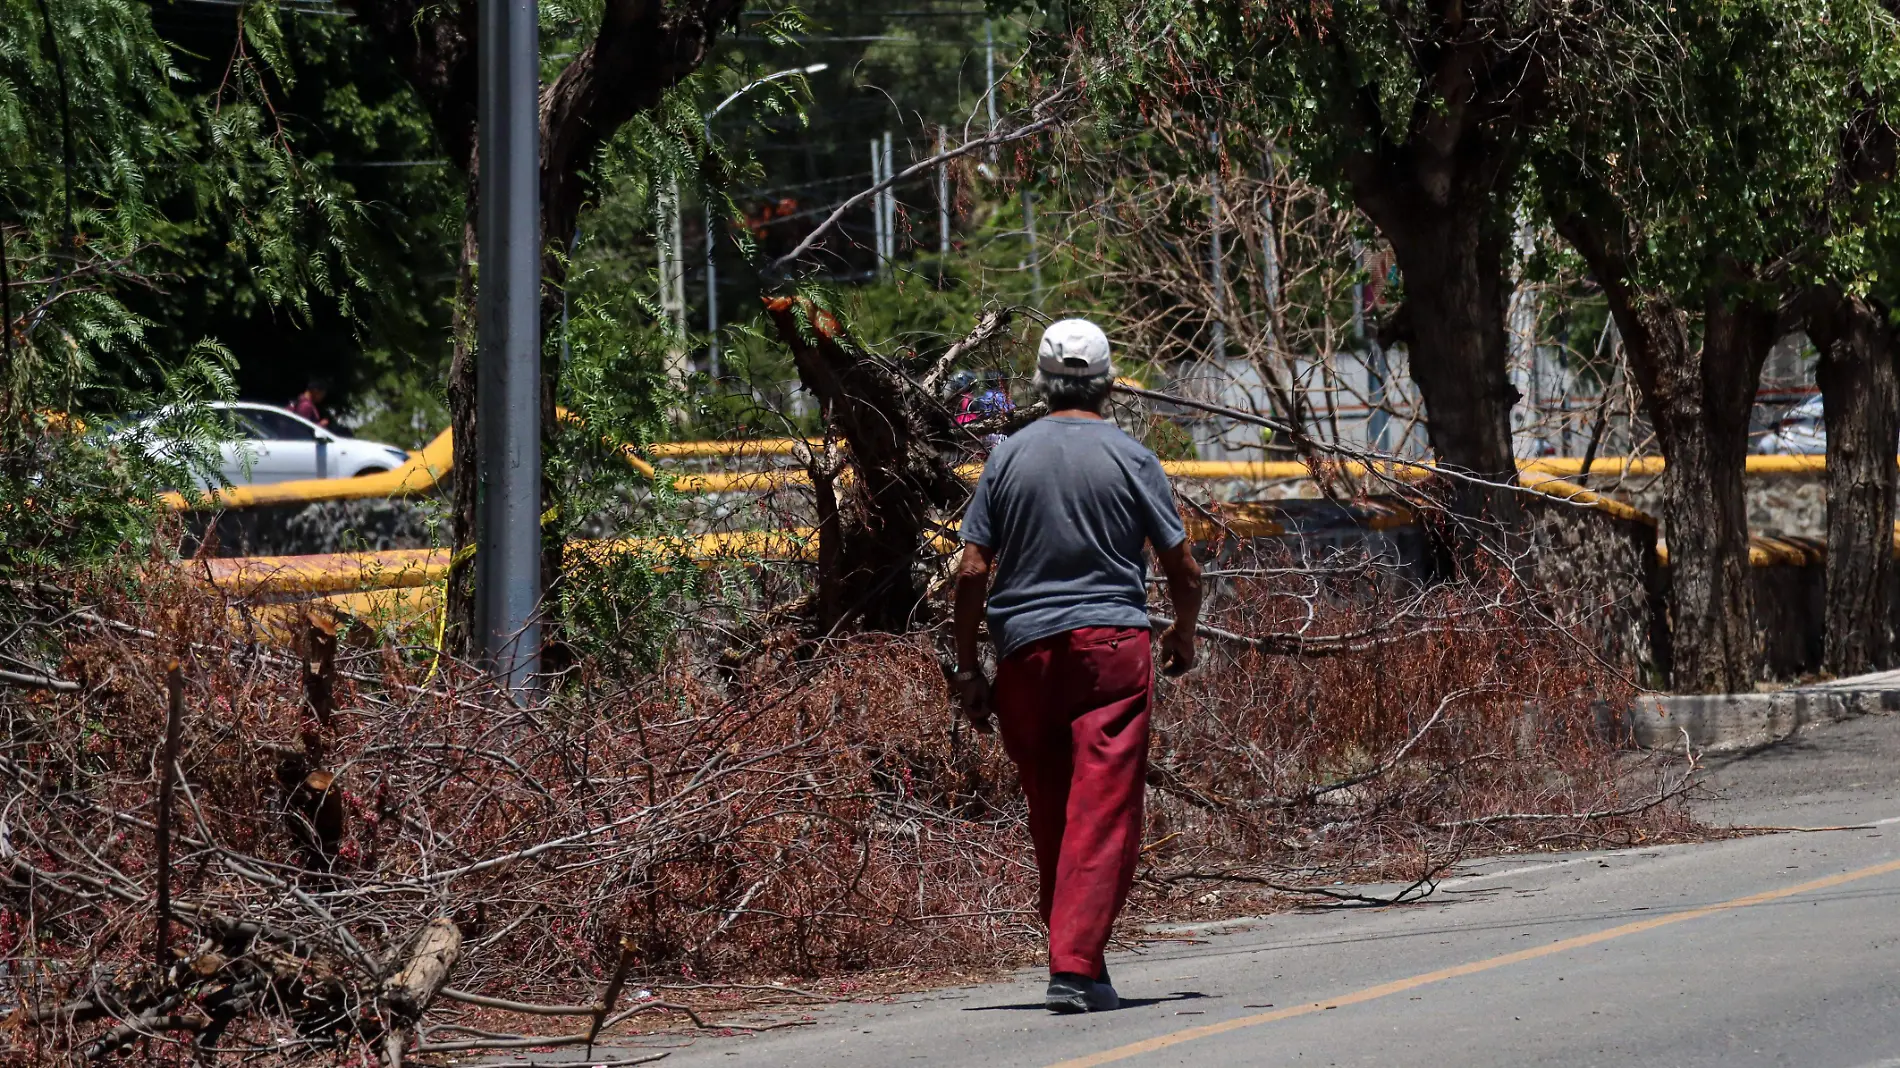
[951,318,1203,1014]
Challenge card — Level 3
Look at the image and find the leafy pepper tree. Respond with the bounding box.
[1072,0,1594,527]
[1,0,363,569]
[1533,0,1900,690]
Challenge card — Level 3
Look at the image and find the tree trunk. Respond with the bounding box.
[761,299,1008,636]
[1808,289,1899,676]
[760,298,963,633]
[1648,296,1775,692]
[1550,197,1775,693]
[351,0,744,655]
[445,195,479,650]
[1372,208,1522,525]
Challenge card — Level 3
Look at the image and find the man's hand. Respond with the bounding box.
[953,670,995,733]
[953,543,997,732]
[1158,621,1197,677]
[1154,540,1203,677]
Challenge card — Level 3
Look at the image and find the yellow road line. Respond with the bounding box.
[1048,855,1900,1068]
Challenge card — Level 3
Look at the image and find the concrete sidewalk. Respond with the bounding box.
[1626,668,1900,751]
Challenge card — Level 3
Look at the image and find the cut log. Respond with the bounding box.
[380,917,463,1066]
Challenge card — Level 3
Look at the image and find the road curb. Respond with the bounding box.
[1624,682,1900,752]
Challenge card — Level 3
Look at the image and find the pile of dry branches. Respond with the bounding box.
[1,540,1693,1062]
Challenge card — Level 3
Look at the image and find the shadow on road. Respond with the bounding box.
[963,990,1212,1012]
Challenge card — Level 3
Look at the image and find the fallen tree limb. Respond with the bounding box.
[382,916,464,1066]
[1296,687,1496,805]
[1149,612,1437,658]
[0,666,79,690]
[1431,783,1697,828]
[411,1002,813,1052]
[438,988,596,1016]
[1153,860,1456,908]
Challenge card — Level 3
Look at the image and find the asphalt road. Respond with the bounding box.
[539,710,1900,1068]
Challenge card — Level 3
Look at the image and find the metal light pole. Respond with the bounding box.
[870,138,886,275]
[703,63,825,380]
[882,130,894,274]
[475,0,541,697]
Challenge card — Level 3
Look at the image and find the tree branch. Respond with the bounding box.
[766,101,1071,275]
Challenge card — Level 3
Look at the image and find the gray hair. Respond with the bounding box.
[1033,368,1115,415]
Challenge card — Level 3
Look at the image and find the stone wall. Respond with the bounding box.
[181,497,445,557]
[1521,496,1664,683]
[1618,473,1826,539]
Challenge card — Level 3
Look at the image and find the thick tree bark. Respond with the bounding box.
[1551,200,1772,692]
[349,0,743,652]
[1807,289,1899,676]
[1368,206,1521,525]
[1322,24,1548,531]
[1651,294,1776,693]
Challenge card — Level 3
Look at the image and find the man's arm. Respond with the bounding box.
[1155,540,1203,675]
[952,542,997,731]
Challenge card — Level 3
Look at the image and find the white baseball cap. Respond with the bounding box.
[1037,318,1113,377]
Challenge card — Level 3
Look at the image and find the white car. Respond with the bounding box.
[128,401,411,487]
[1752,394,1900,455]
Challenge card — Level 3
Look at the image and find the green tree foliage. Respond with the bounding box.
[1068,0,1582,522]
[136,4,462,442]
[1530,0,1900,691]
[0,0,374,571]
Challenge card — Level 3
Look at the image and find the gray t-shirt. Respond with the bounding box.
[960,416,1187,656]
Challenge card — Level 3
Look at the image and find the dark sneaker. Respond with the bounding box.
[1046,971,1120,1013]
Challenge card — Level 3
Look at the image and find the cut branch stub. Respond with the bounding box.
[762,296,992,635]
[286,768,347,861]
[301,608,338,739]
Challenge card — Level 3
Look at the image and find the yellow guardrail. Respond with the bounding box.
[155,407,1846,515]
[647,437,823,458]
[158,408,662,512]
[155,446,1846,513]
[198,529,826,599]
[1515,470,1657,525]
[159,425,457,511]
[197,508,1297,600]
[202,476,1882,637]
[194,506,1307,636]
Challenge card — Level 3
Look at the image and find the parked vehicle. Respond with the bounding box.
[123,402,409,487]
[1755,395,1827,455]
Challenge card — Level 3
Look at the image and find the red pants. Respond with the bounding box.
[995,626,1153,977]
